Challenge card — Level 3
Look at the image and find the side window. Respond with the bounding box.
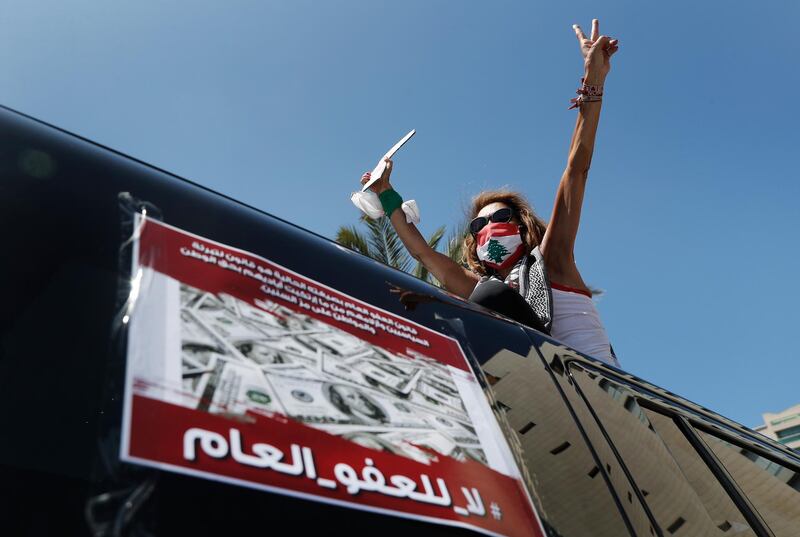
[566,363,747,536]
[643,410,757,535]
[697,429,800,536]
[492,334,636,536]
[534,340,678,537]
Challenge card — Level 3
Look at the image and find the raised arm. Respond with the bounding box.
[361,161,480,299]
[540,19,618,285]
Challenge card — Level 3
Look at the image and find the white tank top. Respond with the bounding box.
[550,286,619,368]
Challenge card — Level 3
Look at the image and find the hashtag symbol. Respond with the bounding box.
[490,502,502,520]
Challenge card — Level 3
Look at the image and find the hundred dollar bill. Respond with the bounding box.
[450,446,489,465]
[280,308,318,332]
[351,359,412,392]
[182,344,218,371]
[181,310,229,394]
[322,425,484,466]
[234,298,291,332]
[191,292,226,312]
[295,334,340,357]
[420,373,460,397]
[264,372,433,428]
[415,379,466,412]
[180,285,205,308]
[404,350,455,376]
[425,373,456,393]
[340,431,438,465]
[261,373,362,425]
[363,357,422,378]
[320,354,372,388]
[261,364,324,380]
[182,369,212,401]
[314,423,432,436]
[217,292,243,312]
[180,309,240,404]
[181,309,226,354]
[381,430,458,459]
[385,428,487,465]
[233,339,289,366]
[373,395,436,428]
[341,430,406,454]
[371,346,407,363]
[405,389,470,423]
[301,331,368,357]
[181,347,218,398]
[197,305,268,342]
[209,361,286,416]
[259,335,321,366]
[424,414,481,446]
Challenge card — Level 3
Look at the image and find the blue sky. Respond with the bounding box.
[3,0,798,428]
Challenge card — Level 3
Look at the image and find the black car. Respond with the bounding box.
[1,105,798,537]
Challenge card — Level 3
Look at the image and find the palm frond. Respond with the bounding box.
[361,216,389,265]
[445,220,469,265]
[334,225,370,256]
[363,216,411,272]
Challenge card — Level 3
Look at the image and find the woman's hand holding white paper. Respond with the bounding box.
[351,131,419,222]
[352,163,421,224]
[369,160,388,191]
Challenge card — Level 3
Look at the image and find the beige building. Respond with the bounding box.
[755,403,800,450]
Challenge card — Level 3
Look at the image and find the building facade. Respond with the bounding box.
[755,403,800,450]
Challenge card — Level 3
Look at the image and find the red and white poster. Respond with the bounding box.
[121,216,544,537]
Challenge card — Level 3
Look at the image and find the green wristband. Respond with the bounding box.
[378,189,403,218]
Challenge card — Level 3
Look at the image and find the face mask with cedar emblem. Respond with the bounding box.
[476,222,525,270]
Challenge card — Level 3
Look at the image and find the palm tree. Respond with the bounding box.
[335,216,466,287]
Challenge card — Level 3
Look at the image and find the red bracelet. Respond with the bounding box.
[568,78,604,109]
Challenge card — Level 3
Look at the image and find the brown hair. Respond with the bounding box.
[463,190,547,276]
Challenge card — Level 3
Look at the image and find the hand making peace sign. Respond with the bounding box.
[573,19,619,84]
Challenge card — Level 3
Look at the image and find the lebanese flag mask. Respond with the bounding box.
[476,222,526,270]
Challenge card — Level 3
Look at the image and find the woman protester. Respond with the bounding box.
[358,19,620,367]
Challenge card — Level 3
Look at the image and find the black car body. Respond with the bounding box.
[1,106,798,537]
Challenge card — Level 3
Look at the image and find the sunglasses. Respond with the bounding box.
[469,207,514,235]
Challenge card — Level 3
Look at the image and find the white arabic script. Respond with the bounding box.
[182,427,490,513]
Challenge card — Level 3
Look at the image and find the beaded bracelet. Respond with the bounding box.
[568,78,604,110]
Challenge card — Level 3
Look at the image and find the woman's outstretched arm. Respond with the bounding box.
[361,161,480,299]
[540,19,618,287]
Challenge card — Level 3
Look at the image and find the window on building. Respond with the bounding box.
[775,425,800,445]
